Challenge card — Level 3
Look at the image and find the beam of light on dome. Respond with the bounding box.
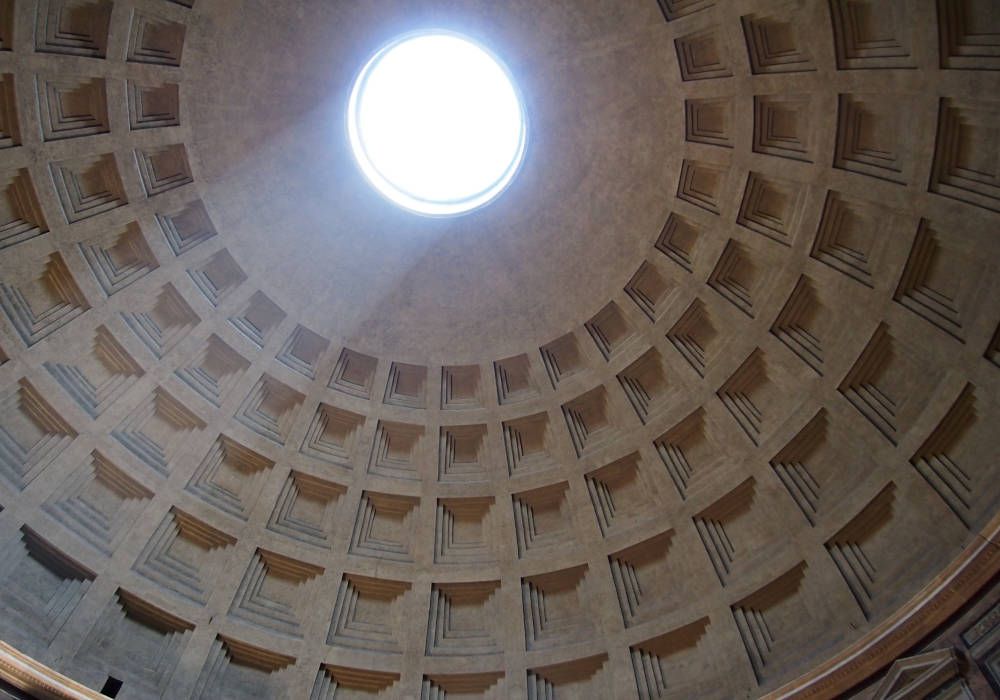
[347,31,527,217]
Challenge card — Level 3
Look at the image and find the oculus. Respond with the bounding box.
[347,31,527,216]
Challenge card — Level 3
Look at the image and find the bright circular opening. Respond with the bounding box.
[348,31,527,217]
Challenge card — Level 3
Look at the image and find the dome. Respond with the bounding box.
[0,1,998,698]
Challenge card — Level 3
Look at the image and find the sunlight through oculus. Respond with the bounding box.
[348,31,527,217]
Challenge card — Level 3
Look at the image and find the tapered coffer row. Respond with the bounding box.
[13,302,941,496]
[659,172,997,370]
[12,406,980,595]
[669,158,995,316]
[669,1,998,75]
[2,314,997,568]
[19,1,190,63]
[681,87,998,211]
[6,391,984,604]
[0,146,193,232]
[1,185,216,304]
[0,521,866,693]
[0,522,695,694]
[8,558,614,696]
[34,321,937,495]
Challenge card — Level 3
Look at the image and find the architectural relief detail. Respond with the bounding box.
[0,527,94,652]
[45,325,143,418]
[675,27,733,81]
[0,168,47,249]
[0,252,90,345]
[122,283,200,359]
[79,223,159,297]
[426,580,501,656]
[43,450,153,555]
[50,153,127,223]
[0,379,76,489]
[35,1,113,59]
[327,573,410,652]
[133,507,237,605]
[0,3,995,698]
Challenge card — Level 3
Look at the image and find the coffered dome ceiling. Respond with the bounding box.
[184,0,678,360]
[0,1,998,699]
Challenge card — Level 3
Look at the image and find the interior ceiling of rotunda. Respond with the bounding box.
[0,1,998,699]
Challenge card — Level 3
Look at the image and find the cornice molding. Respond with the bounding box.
[0,641,105,700]
[765,512,1000,699]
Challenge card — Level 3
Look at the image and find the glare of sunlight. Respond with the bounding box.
[348,32,527,217]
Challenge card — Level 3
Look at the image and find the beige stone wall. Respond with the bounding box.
[0,0,998,698]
